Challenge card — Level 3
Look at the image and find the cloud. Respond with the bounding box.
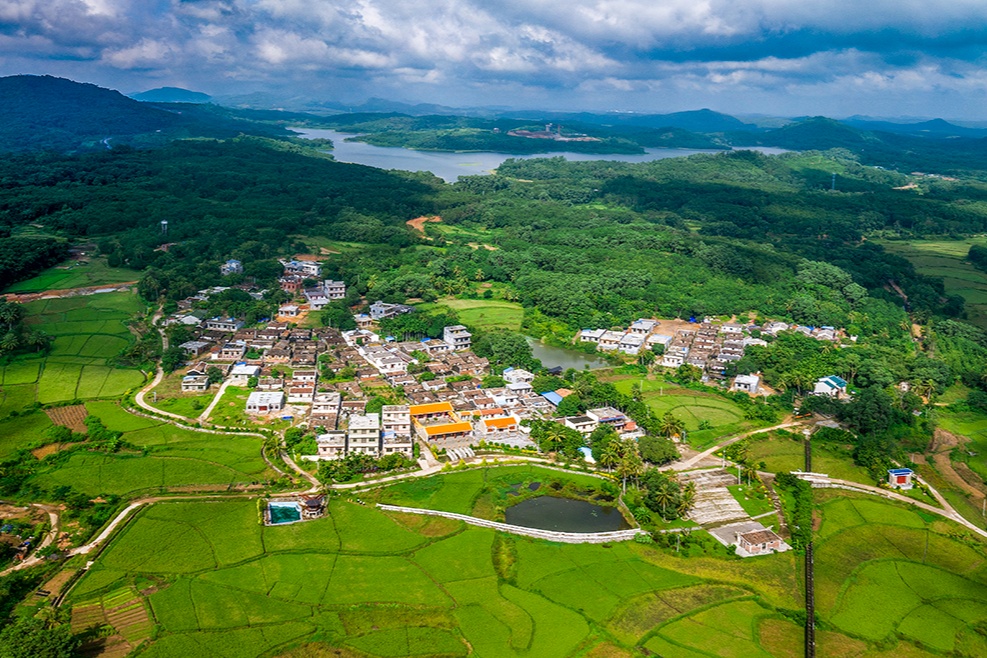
[0,0,986,116]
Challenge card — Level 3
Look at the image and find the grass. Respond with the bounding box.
[3,257,140,293]
[207,385,290,430]
[416,298,523,332]
[147,372,213,419]
[746,432,874,484]
[881,238,987,329]
[0,291,146,415]
[611,376,761,448]
[727,484,775,517]
[62,470,987,658]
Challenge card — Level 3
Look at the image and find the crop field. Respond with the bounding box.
[147,373,214,419]
[14,401,274,496]
[813,490,987,654]
[936,408,987,481]
[612,377,758,447]
[63,482,981,658]
[881,238,987,329]
[746,432,874,484]
[3,257,140,293]
[417,298,524,332]
[0,292,146,414]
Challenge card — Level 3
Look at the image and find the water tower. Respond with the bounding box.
[161,220,168,236]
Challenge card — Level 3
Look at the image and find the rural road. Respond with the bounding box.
[669,420,805,471]
[0,504,60,577]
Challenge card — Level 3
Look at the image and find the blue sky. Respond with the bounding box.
[2,0,987,117]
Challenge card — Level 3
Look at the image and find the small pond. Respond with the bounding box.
[504,496,631,533]
[526,337,610,371]
[268,501,302,525]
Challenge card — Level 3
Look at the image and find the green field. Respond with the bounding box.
[881,238,987,329]
[3,258,140,293]
[0,292,146,414]
[417,298,524,332]
[746,432,875,484]
[612,377,761,447]
[937,408,987,481]
[9,400,274,496]
[63,482,985,658]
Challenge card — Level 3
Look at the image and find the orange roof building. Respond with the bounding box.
[423,422,473,438]
[482,417,518,433]
[410,402,455,417]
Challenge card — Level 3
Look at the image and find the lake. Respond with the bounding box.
[291,128,787,183]
[526,337,610,371]
[504,496,631,533]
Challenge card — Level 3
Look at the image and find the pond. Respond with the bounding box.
[291,128,788,183]
[526,337,610,371]
[504,496,631,533]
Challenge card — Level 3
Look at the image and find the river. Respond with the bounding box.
[291,128,787,183]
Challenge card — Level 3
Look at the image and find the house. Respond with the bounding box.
[181,375,210,392]
[256,377,283,391]
[293,370,318,383]
[323,280,346,300]
[369,301,414,321]
[220,259,243,276]
[245,391,285,415]
[180,340,211,357]
[586,407,629,431]
[287,386,315,404]
[813,375,848,398]
[347,414,381,456]
[316,431,347,460]
[422,421,473,443]
[662,352,685,368]
[443,325,472,351]
[564,415,598,435]
[888,468,914,490]
[229,364,261,386]
[280,275,305,294]
[216,341,247,361]
[312,392,341,415]
[720,323,744,335]
[646,333,673,349]
[280,258,322,278]
[629,319,659,335]
[278,304,300,318]
[502,367,534,385]
[733,374,760,394]
[618,333,645,356]
[381,433,414,458]
[736,529,786,556]
[579,328,606,343]
[482,416,519,435]
[597,330,624,351]
[381,405,411,437]
[206,316,244,332]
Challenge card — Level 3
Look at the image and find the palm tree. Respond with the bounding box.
[677,482,697,518]
[600,440,622,473]
[542,424,566,455]
[659,412,685,439]
[651,484,676,520]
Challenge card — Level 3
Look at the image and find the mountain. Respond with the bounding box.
[840,116,987,138]
[734,117,876,150]
[131,87,212,104]
[495,108,753,133]
[0,75,308,152]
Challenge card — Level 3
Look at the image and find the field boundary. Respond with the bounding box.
[377,503,646,543]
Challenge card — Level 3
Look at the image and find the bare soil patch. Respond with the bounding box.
[930,429,985,499]
[31,443,66,459]
[46,404,89,433]
[406,215,441,234]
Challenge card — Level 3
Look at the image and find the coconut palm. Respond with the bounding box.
[542,424,566,455]
[658,412,685,439]
[599,440,622,473]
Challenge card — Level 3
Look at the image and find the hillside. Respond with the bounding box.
[131,87,212,104]
[0,76,304,152]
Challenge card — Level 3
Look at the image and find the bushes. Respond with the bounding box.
[774,472,812,550]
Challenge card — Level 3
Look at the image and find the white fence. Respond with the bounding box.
[376,504,646,544]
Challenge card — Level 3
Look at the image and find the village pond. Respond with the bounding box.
[526,337,610,371]
[504,495,632,533]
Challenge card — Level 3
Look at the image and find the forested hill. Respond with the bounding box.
[0,75,299,152]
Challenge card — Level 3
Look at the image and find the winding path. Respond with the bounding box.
[669,421,805,471]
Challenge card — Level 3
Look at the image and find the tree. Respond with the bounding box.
[599,439,622,473]
[555,394,584,418]
[0,617,79,658]
[658,412,685,439]
[638,435,679,465]
[206,366,225,385]
[160,345,186,373]
[615,439,643,493]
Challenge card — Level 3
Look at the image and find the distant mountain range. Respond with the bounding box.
[4,75,987,174]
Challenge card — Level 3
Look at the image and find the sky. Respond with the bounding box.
[2,0,987,118]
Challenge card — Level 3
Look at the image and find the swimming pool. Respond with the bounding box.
[268,501,302,525]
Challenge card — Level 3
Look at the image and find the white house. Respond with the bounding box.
[502,367,534,385]
[579,329,606,343]
[220,259,243,276]
[564,415,598,435]
[181,375,210,392]
[206,316,244,332]
[229,364,261,386]
[347,414,381,456]
[618,333,645,355]
[245,391,285,415]
[381,405,412,437]
[443,325,472,351]
[316,431,347,460]
[733,374,760,394]
[629,319,659,335]
[597,330,624,351]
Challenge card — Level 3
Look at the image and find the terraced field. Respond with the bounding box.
[880,238,987,329]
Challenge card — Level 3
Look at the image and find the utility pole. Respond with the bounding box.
[831,173,836,191]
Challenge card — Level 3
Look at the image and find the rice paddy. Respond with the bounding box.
[0,291,147,414]
[62,469,987,657]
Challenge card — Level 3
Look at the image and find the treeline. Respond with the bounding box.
[0,237,68,290]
